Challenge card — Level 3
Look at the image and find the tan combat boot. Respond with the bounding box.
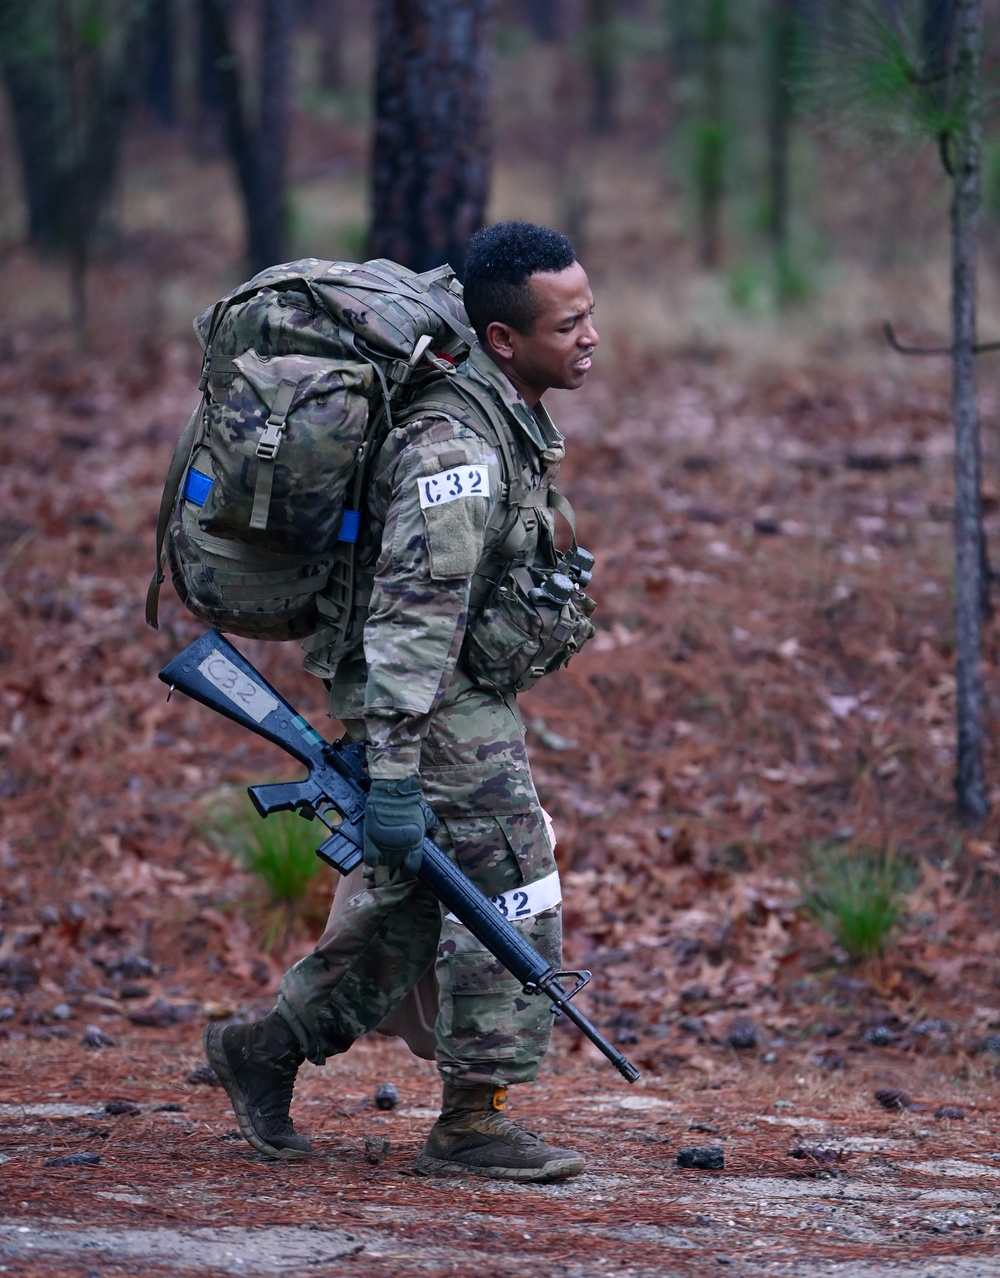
[412,1082,585,1182]
[204,1009,312,1160]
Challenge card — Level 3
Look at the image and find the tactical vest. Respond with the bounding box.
[302,363,596,694]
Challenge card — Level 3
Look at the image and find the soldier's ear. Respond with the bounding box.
[484,320,517,361]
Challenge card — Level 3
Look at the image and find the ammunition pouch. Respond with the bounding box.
[461,560,596,694]
[392,368,599,695]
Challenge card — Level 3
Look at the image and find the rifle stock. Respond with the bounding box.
[159,629,639,1084]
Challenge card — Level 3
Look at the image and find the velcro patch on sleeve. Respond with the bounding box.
[418,466,490,509]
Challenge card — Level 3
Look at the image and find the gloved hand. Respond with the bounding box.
[363,776,437,875]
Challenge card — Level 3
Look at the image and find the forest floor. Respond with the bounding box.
[4,226,1000,1275]
[1,1030,1000,1278]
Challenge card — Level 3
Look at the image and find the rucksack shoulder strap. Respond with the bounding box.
[449,378,580,544]
[145,397,205,629]
[397,374,519,486]
[397,376,580,553]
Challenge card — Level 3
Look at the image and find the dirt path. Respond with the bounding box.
[2,1027,998,1277]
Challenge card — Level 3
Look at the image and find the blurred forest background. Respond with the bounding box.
[5,0,1000,1079]
[6,0,1000,359]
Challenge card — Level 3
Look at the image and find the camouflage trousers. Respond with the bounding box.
[277,670,561,1088]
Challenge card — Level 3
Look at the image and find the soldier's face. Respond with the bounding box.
[489,261,599,406]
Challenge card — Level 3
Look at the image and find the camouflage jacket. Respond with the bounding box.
[326,344,565,780]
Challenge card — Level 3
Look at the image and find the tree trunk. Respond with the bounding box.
[0,0,147,254]
[200,0,293,270]
[144,0,177,125]
[922,0,955,93]
[0,20,66,246]
[256,0,294,268]
[0,0,148,344]
[523,0,559,42]
[551,47,590,256]
[316,0,345,92]
[696,0,729,269]
[666,0,695,76]
[950,0,988,824]
[197,0,225,113]
[194,0,226,155]
[767,0,795,274]
[584,0,617,136]
[370,0,492,277]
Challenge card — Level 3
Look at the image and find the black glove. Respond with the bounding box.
[363,776,437,875]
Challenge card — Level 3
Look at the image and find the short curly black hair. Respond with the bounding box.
[463,221,576,340]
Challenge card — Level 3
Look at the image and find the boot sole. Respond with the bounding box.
[203,1024,311,1162]
[411,1152,585,1183]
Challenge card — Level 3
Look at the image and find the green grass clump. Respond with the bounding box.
[201,792,328,949]
[798,842,915,961]
[231,811,324,907]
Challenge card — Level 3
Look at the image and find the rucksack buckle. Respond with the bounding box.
[255,377,297,460]
[425,350,457,375]
[388,333,435,385]
[256,419,284,460]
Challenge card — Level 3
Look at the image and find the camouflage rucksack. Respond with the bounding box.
[146,258,474,642]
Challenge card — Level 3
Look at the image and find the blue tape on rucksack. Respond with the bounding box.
[183,468,214,506]
[338,509,361,543]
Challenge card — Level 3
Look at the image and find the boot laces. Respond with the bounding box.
[478,1110,542,1148]
[244,1047,299,1133]
[263,1074,296,1129]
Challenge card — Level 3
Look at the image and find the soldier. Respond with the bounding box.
[205,221,599,1182]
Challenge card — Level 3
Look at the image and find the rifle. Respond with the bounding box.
[158,630,640,1084]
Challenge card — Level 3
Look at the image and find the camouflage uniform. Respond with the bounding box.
[277,346,566,1088]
